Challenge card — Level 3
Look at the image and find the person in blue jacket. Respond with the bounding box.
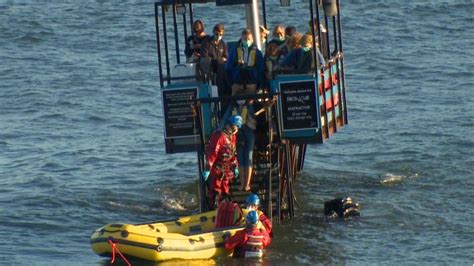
[225,29,264,96]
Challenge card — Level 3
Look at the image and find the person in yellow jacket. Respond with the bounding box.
[225,29,264,97]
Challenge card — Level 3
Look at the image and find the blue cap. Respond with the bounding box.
[246,210,259,225]
[246,194,260,206]
[228,115,243,128]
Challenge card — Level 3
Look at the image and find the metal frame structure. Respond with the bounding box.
[154,0,348,222]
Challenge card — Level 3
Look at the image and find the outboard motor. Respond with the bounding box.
[324,197,360,219]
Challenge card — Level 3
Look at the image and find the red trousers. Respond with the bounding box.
[207,168,233,208]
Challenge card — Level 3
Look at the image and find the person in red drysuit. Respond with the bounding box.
[202,115,243,209]
[244,193,272,236]
[224,210,271,258]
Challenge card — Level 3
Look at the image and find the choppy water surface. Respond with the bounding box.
[1,1,473,265]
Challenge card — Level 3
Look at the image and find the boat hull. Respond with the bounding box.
[90,210,244,261]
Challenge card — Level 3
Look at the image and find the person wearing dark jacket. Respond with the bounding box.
[184,20,209,63]
[200,23,229,97]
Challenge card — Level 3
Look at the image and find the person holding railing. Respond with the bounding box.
[219,90,257,192]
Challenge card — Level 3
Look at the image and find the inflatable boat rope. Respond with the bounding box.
[108,239,131,266]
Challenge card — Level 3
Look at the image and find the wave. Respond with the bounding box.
[380,172,420,185]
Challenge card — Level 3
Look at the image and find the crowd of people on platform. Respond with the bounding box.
[195,19,329,201]
[185,20,328,88]
[190,19,331,259]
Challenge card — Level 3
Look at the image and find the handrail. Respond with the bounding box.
[195,93,278,104]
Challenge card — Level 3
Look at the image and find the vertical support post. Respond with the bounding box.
[194,103,208,212]
[276,147,282,224]
[309,0,318,76]
[332,17,338,51]
[336,0,348,124]
[182,12,188,46]
[188,3,194,30]
[284,143,294,218]
[261,0,267,32]
[315,1,330,138]
[154,3,164,88]
[161,6,171,84]
[324,14,337,133]
[332,15,344,125]
[245,0,262,50]
[298,144,307,172]
[198,151,206,212]
[266,104,273,221]
[172,5,181,64]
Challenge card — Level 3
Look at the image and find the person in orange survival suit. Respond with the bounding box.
[243,194,272,237]
[224,210,271,258]
[202,115,243,209]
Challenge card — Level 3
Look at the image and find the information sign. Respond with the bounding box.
[162,87,198,138]
[279,80,319,132]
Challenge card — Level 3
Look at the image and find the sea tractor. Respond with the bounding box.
[90,0,348,262]
[156,0,348,222]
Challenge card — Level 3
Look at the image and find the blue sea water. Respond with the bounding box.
[0,0,473,265]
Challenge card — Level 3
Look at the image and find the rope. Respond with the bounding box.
[108,239,132,266]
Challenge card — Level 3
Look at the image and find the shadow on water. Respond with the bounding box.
[96,253,279,266]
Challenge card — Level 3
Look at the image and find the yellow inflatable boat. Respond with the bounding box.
[90,209,247,262]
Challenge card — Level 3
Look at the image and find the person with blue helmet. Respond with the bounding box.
[244,194,272,236]
[246,193,261,206]
[202,115,242,209]
[219,89,257,192]
[224,210,271,258]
